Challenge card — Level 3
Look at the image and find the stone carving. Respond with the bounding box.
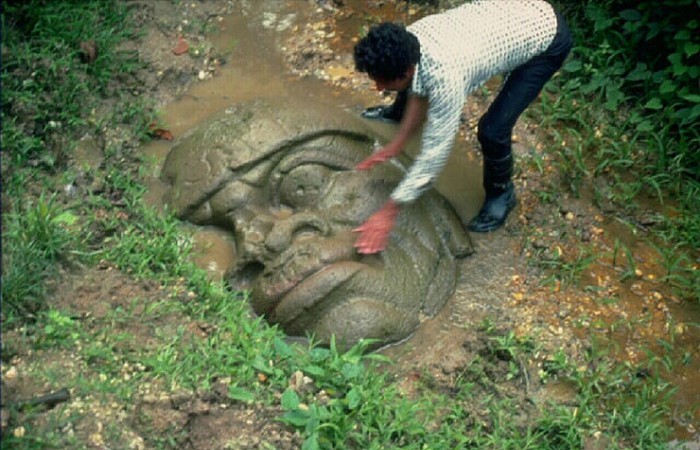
[161,97,473,349]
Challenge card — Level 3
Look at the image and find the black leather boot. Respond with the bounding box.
[468,155,517,233]
[361,90,408,123]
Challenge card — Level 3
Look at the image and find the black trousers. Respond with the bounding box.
[477,10,573,161]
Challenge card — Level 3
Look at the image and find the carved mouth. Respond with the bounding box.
[249,232,361,317]
[268,261,366,325]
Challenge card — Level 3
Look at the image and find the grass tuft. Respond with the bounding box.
[1,194,77,321]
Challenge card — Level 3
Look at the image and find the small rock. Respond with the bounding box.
[4,366,18,381]
[64,183,78,197]
[532,239,548,250]
[79,40,98,63]
[548,325,563,335]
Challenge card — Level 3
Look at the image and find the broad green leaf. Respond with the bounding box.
[619,9,641,21]
[563,60,582,73]
[302,364,326,377]
[228,386,255,403]
[281,389,300,410]
[55,211,78,225]
[685,41,700,57]
[302,433,319,450]
[644,98,663,110]
[346,387,361,409]
[668,53,682,66]
[282,409,311,428]
[674,29,691,41]
[636,120,653,132]
[659,80,676,94]
[675,105,700,124]
[341,362,363,380]
[626,63,650,82]
[679,93,700,103]
[309,347,330,361]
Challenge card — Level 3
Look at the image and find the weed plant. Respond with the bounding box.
[1,0,142,172]
[97,169,198,280]
[1,195,77,321]
[0,0,153,320]
[536,0,700,301]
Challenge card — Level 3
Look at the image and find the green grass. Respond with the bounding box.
[97,170,198,280]
[1,195,77,321]
[1,0,152,192]
[532,1,700,302]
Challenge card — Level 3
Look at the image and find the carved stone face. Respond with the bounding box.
[161,98,472,349]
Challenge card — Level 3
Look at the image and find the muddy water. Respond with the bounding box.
[143,0,483,280]
[589,219,700,439]
[139,0,699,442]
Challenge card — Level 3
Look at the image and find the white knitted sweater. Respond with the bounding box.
[390,0,558,204]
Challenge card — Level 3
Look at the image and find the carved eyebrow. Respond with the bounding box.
[178,131,374,220]
[275,145,358,174]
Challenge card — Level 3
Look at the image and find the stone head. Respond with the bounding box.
[161,97,472,349]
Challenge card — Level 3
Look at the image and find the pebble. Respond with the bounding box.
[548,325,563,335]
[4,366,17,381]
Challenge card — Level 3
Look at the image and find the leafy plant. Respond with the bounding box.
[1,195,77,320]
[539,0,700,301]
[279,337,427,449]
[1,0,147,173]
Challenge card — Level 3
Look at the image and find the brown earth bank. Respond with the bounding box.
[2,1,699,448]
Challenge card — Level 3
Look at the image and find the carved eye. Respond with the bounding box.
[278,164,333,209]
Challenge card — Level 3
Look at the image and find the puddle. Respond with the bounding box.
[189,226,238,282]
[135,0,698,442]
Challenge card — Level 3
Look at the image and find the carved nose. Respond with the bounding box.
[265,212,330,254]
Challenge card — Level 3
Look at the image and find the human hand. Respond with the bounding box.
[356,145,401,170]
[353,200,399,254]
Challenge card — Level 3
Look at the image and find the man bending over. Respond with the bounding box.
[353,0,572,254]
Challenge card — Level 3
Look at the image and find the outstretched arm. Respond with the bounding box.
[390,78,464,204]
[356,95,429,170]
[353,95,428,254]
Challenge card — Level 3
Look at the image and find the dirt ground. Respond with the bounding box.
[2,1,698,448]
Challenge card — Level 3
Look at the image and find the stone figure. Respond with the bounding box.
[160,97,473,349]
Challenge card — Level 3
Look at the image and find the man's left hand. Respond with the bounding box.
[353,200,399,254]
[356,143,402,170]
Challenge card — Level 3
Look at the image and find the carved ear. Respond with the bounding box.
[431,194,474,258]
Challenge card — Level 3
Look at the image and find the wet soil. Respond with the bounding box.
[2,1,699,448]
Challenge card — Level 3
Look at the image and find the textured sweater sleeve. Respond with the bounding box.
[390,69,465,204]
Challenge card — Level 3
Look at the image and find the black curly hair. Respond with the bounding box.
[353,22,421,81]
